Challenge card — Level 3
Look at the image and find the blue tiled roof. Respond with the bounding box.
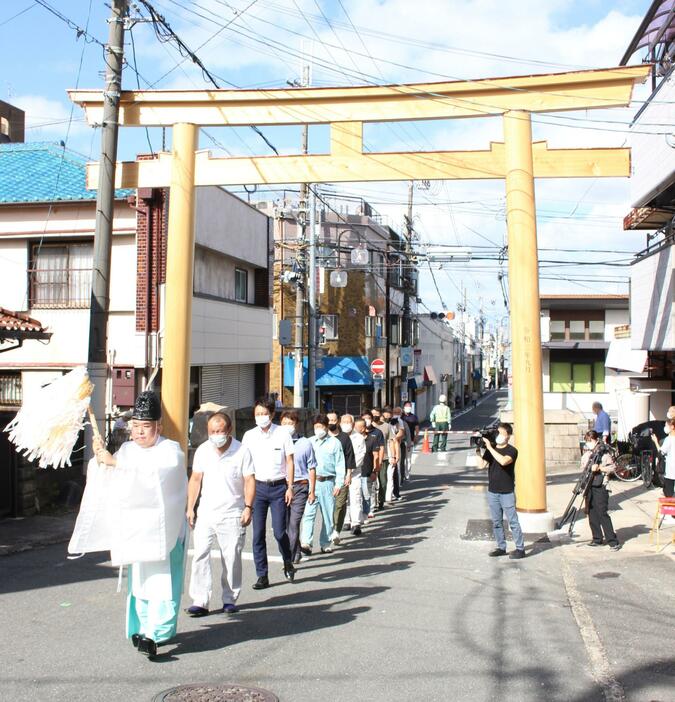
[0,141,132,204]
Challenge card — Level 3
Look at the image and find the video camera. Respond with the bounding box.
[470,425,498,450]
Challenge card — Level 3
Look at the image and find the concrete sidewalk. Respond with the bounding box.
[0,512,76,557]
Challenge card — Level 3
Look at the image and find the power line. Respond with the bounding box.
[0,2,36,27]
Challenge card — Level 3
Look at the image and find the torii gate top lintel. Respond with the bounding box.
[69,65,650,127]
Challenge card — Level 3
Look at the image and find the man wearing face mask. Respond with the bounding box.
[362,409,384,516]
[242,399,296,590]
[401,402,419,480]
[69,391,188,658]
[392,406,411,488]
[581,430,620,550]
[185,413,255,616]
[371,408,394,509]
[652,419,675,507]
[341,414,367,536]
[475,422,526,559]
[327,410,355,543]
[300,415,346,554]
[279,411,317,563]
[383,407,404,502]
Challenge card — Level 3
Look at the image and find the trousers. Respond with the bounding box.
[588,486,618,546]
[286,482,309,562]
[378,459,388,507]
[126,537,185,644]
[487,490,525,551]
[344,474,365,526]
[301,478,335,549]
[432,422,449,452]
[252,480,292,577]
[188,515,246,608]
[334,483,350,533]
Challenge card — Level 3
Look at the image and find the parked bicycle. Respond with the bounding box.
[613,420,666,489]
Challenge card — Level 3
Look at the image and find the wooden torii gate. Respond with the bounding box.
[70,65,649,530]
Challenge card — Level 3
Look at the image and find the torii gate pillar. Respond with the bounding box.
[503,110,551,530]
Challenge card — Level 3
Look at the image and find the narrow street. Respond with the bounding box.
[2,395,674,701]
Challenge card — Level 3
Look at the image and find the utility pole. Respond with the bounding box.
[458,284,466,409]
[400,180,414,403]
[293,63,310,408]
[307,189,318,409]
[87,0,127,440]
[495,324,501,390]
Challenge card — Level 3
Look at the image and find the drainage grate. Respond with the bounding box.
[461,518,510,541]
[153,684,279,702]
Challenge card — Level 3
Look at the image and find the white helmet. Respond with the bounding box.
[439,394,447,403]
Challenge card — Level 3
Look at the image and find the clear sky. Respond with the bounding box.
[0,0,657,325]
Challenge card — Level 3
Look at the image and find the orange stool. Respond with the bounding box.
[649,497,675,549]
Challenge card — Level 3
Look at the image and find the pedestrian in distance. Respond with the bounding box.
[354,417,380,520]
[362,409,385,513]
[371,408,393,509]
[430,394,451,452]
[383,406,404,501]
[279,411,317,563]
[69,391,188,659]
[475,422,526,559]
[326,410,354,543]
[591,402,611,442]
[185,412,255,617]
[241,398,296,590]
[401,401,419,480]
[581,431,620,550]
[341,414,366,536]
[300,414,346,554]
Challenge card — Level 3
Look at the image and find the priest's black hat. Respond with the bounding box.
[132,391,161,421]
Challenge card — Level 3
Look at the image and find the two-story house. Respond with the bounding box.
[0,139,273,516]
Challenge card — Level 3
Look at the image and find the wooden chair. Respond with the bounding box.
[649,497,675,549]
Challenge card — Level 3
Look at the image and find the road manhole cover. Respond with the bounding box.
[153,684,279,702]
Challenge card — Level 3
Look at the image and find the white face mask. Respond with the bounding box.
[495,434,507,446]
[255,415,271,428]
[314,428,327,439]
[209,434,228,448]
[281,424,295,436]
[340,423,353,434]
[404,407,412,414]
[585,441,595,450]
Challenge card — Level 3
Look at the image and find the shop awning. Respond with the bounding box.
[283,355,372,387]
[424,365,438,384]
[605,339,648,374]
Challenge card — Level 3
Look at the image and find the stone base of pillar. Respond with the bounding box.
[517,510,555,534]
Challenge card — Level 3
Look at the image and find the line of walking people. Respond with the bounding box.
[185,399,420,617]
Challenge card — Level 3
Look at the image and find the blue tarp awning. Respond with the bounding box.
[283,355,372,387]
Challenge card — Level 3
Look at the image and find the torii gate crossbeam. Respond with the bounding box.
[71,66,650,532]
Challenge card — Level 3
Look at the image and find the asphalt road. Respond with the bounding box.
[2,398,674,702]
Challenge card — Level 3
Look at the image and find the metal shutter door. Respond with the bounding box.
[238,364,255,409]
[221,365,239,409]
[200,365,223,404]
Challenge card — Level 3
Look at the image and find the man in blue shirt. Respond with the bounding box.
[280,411,316,564]
[592,402,611,442]
[300,414,346,554]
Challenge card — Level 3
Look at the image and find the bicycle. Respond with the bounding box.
[613,420,666,489]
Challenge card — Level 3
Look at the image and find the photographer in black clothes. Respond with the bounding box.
[582,430,620,551]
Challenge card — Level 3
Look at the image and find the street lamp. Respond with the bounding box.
[329,228,369,288]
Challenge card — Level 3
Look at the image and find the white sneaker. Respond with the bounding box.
[330,531,341,545]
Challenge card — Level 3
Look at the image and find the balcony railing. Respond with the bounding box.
[0,375,22,406]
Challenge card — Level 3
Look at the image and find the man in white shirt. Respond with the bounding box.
[653,418,675,522]
[340,414,367,536]
[241,399,296,590]
[185,412,255,616]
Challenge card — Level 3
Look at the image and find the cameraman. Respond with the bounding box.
[475,422,526,559]
[582,431,620,550]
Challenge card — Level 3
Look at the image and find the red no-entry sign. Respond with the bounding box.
[370,358,385,375]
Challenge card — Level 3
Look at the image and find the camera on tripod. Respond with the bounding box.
[470,427,498,450]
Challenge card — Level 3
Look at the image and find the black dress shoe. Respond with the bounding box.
[509,549,526,560]
[488,548,507,557]
[252,575,270,590]
[137,636,157,657]
[283,562,296,582]
[131,633,141,648]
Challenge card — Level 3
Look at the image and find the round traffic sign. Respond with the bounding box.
[370,358,385,374]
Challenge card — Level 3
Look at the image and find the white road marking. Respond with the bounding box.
[561,553,626,702]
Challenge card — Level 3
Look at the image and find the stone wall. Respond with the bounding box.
[500,408,583,468]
